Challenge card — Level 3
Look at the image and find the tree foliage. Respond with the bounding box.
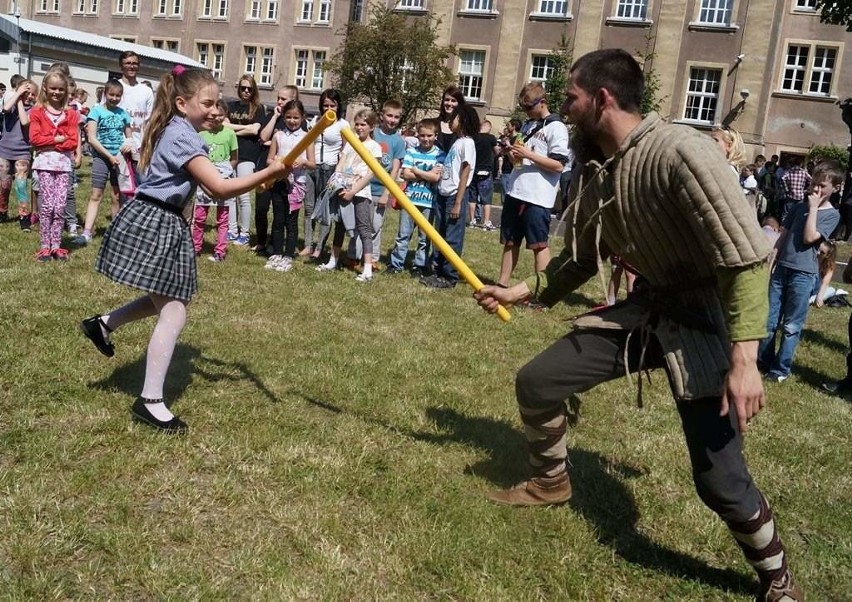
[816,0,852,31]
[636,32,664,116]
[808,144,849,170]
[544,34,572,115]
[326,5,456,124]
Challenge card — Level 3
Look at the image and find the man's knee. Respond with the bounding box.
[516,357,553,411]
[692,466,759,524]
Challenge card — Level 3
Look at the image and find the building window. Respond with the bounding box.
[245,45,275,87]
[529,55,555,86]
[793,0,816,9]
[246,0,277,19]
[74,0,98,13]
[154,0,181,16]
[37,0,60,13]
[397,0,424,8]
[616,0,647,19]
[151,38,180,52]
[683,67,721,123]
[294,50,309,87]
[350,0,363,21]
[293,49,328,90]
[464,0,493,11]
[697,0,732,25]
[458,50,485,101]
[113,0,138,15]
[317,0,331,21]
[110,35,137,43]
[298,0,331,23]
[197,41,226,80]
[780,43,839,96]
[199,0,226,18]
[537,0,568,16]
[311,51,326,89]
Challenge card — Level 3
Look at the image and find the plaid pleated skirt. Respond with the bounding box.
[96,198,198,301]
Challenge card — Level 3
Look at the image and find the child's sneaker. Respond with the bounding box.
[34,248,52,262]
[19,215,31,232]
[265,255,284,270]
[72,233,91,246]
[468,219,478,228]
[227,232,239,242]
[234,234,250,246]
[208,253,225,263]
[315,262,337,272]
[52,248,69,261]
[274,257,293,272]
[355,273,372,283]
[482,220,496,231]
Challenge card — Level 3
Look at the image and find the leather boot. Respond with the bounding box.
[486,472,572,506]
[761,569,804,602]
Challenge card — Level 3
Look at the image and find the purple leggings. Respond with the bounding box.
[37,170,70,249]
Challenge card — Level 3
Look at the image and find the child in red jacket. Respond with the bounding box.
[29,71,79,261]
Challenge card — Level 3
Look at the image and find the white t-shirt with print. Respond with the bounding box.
[505,119,570,209]
[337,138,382,200]
[118,80,154,151]
[438,136,476,197]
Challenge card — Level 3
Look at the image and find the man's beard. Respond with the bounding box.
[570,121,605,165]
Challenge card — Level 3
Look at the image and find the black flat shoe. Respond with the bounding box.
[80,315,115,357]
[131,398,188,434]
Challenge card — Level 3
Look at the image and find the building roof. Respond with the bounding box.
[0,14,203,68]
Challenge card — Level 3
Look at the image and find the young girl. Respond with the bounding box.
[80,66,288,433]
[194,99,238,262]
[225,74,267,245]
[74,79,132,246]
[810,240,838,307]
[315,108,382,282]
[421,104,478,289]
[29,71,79,261]
[303,88,349,260]
[0,78,37,230]
[264,100,315,272]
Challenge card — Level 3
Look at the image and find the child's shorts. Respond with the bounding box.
[91,154,120,190]
[500,195,550,250]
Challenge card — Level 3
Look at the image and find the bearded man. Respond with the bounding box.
[474,49,802,601]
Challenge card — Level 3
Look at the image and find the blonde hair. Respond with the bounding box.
[37,71,69,109]
[353,108,377,127]
[139,68,217,171]
[712,126,747,169]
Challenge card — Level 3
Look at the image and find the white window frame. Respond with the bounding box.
[464,0,493,11]
[74,0,98,14]
[697,0,732,26]
[216,0,228,18]
[113,0,138,15]
[110,34,137,43]
[536,0,568,16]
[457,49,486,102]
[151,38,180,53]
[244,45,276,87]
[294,49,309,88]
[779,41,842,97]
[615,0,647,20]
[266,0,279,20]
[396,0,425,9]
[792,0,817,11]
[682,65,723,124]
[529,54,555,87]
[248,0,261,19]
[200,0,212,17]
[37,0,60,13]
[311,50,326,89]
[316,0,331,22]
[154,0,180,17]
[299,0,313,21]
[197,41,226,81]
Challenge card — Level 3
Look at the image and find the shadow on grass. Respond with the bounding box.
[290,398,754,596]
[801,327,848,355]
[89,343,281,405]
[424,406,754,597]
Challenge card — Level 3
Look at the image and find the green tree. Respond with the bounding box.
[816,0,852,31]
[636,33,664,115]
[544,34,572,114]
[326,5,456,124]
[807,144,849,170]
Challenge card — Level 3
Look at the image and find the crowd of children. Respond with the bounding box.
[6,61,851,427]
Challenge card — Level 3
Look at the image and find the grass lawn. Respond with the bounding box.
[0,166,850,599]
